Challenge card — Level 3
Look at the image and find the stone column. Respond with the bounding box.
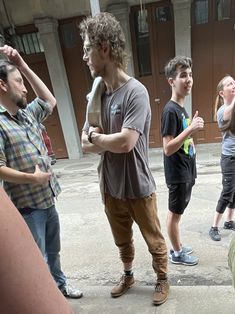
[35,17,82,159]
[89,0,100,16]
[106,1,134,76]
[172,0,192,117]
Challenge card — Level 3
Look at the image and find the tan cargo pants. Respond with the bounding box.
[104,193,168,279]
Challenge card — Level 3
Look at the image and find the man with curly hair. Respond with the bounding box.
[80,12,169,305]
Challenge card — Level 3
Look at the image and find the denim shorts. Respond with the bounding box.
[167,181,195,215]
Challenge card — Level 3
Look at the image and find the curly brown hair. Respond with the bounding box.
[79,12,128,70]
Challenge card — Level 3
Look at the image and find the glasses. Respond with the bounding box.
[83,45,92,56]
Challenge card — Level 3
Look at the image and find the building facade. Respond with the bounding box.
[0,0,234,159]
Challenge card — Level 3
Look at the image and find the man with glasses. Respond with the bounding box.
[80,12,169,306]
[0,45,82,299]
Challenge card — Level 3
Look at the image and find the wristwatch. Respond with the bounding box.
[88,131,94,144]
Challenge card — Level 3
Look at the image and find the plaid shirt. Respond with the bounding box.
[0,98,61,209]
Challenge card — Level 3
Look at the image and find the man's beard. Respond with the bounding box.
[16,98,27,109]
[10,92,27,109]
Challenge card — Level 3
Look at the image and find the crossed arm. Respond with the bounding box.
[82,127,140,154]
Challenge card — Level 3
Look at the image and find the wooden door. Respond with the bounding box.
[59,16,92,136]
[192,0,235,143]
[13,23,68,159]
[130,0,175,147]
[23,53,68,158]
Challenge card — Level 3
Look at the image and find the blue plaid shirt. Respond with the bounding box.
[0,98,61,209]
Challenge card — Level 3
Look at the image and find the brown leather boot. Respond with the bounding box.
[111,274,135,298]
[153,278,169,305]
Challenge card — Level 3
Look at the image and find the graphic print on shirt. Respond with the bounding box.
[182,113,195,157]
[111,103,121,115]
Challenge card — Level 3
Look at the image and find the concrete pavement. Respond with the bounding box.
[68,286,235,314]
[52,143,235,313]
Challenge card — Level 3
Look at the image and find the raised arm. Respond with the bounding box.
[0,45,56,111]
[223,98,235,121]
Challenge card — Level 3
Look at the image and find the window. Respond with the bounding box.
[217,0,231,21]
[134,9,152,76]
[60,22,78,48]
[11,32,44,55]
[156,6,172,22]
[194,0,209,24]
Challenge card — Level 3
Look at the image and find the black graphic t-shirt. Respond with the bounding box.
[161,100,196,184]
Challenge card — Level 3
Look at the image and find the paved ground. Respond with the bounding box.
[52,143,235,313]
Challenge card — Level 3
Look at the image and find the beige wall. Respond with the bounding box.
[0,0,164,28]
[0,0,90,27]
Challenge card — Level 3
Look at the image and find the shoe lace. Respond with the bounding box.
[227,221,235,228]
[63,284,72,294]
[119,275,127,286]
[119,274,132,286]
[155,280,166,293]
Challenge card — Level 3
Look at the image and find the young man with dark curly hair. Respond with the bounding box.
[80,12,169,306]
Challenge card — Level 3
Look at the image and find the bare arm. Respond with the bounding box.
[82,130,105,154]
[223,98,235,121]
[163,111,204,156]
[0,187,74,314]
[0,165,51,185]
[89,127,140,154]
[0,45,56,111]
[163,130,192,157]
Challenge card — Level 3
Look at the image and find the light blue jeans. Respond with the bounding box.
[21,205,66,287]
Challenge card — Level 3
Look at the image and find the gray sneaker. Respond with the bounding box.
[169,246,193,258]
[171,252,199,266]
[209,227,221,241]
[224,221,235,231]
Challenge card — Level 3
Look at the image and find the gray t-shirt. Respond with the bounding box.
[217,105,235,156]
[85,77,156,199]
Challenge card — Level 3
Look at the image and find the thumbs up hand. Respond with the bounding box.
[189,111,204,134]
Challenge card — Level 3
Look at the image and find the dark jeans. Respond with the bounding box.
[21,205,66,287]
[216,155,235,214]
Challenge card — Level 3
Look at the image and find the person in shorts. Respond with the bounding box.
[161,56,204,266]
